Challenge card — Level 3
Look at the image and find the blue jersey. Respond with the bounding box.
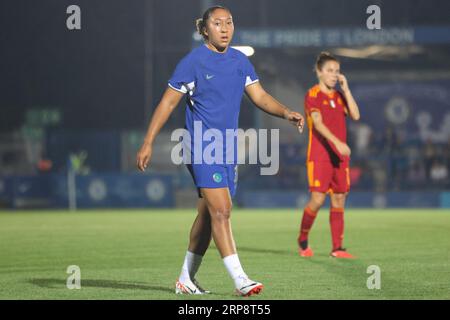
[168,44,259,165]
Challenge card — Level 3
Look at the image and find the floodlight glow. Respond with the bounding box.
[232,46,255,56]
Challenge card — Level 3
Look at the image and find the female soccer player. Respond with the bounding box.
[136,6,304,296]
[297,52,360,259]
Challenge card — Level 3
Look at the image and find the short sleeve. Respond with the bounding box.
[304,94,321,115]
[168,55,195,94]
[243,57,259,87]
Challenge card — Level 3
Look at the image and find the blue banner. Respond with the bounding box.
[193,26,450,48]
[0,174,174,209]
[70,174,174,208]
[239,191,441,208]
[440,192,450,208]
[1,175,446,209]
[352,81,450,144]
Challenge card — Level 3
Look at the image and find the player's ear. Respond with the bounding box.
[315,67,321,78]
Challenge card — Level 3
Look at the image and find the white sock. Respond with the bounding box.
[179,251,203,283]
[223,254,248,288]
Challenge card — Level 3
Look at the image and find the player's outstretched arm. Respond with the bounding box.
[245,82,305,132]
[338,74,360,121]
[311,111,351,157]
[136,87,184,171]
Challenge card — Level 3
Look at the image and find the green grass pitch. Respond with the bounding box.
[0,209,449,300]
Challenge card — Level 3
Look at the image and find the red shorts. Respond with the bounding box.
[307,160,350,193]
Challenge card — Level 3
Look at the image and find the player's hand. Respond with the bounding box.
[285,110,305,133]
[335,141,351,157]
[136,143,153,172]
[338,74,349,92]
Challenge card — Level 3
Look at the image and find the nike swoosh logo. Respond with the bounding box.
[187,287,197,294]
[206,74,214,80]
[240,283,257,290]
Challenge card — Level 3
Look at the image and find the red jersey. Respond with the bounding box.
[304,84,349,163]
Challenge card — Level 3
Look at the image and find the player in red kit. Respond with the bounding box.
[297,52,360,258]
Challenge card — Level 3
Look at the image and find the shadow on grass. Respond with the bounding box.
[28,278,230,297]
[28,278,173,293]
[237,246,293,256]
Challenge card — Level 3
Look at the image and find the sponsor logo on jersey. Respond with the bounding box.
[213,173,223,183]
[330,100,336,108]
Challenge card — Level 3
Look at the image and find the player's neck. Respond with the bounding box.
[205,42,228,54]
[318,82,335,95]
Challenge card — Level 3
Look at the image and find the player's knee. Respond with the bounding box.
[310,196,326,210]
[308,202,323,212]
[331,194,346,208]
[334,193,345,201]
[210,205,232,221]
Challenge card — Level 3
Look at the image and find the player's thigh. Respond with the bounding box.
[197,198,211,218]
[200,187,233,218]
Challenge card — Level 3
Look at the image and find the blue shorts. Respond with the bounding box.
[186,164,238,198]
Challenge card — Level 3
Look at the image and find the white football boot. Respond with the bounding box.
[235,277,264,297]
[175,278,207,295]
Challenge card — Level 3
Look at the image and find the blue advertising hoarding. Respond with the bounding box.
[193,26,450,48]
[0,174,174,209]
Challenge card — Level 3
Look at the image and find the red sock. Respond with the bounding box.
[298,206,318,249]
[330,208,344,251]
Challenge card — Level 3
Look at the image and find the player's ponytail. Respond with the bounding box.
[315,51,339,71]
[195,5,231,41]
[196,18,206,39]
